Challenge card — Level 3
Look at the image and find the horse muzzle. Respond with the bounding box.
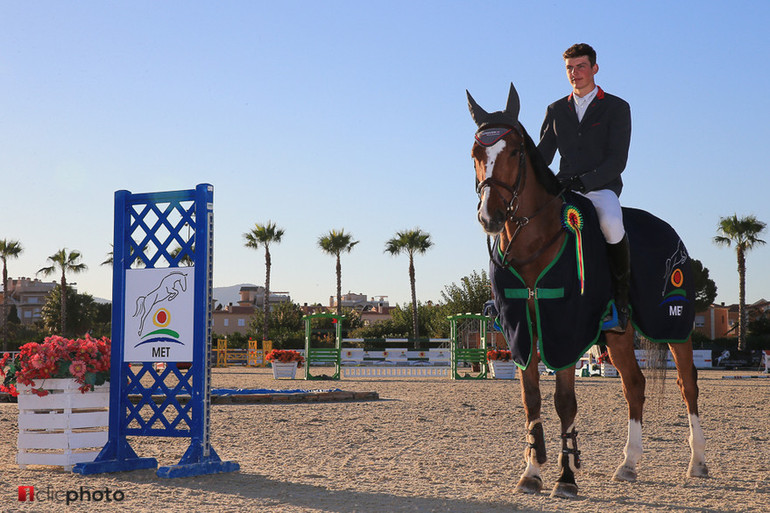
[477,194,507,235]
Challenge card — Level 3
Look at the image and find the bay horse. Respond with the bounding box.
[467,84,708,498]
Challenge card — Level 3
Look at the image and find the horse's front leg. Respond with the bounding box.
[550,367,580,499]
[606,330,646,482]
[515,352,546,494]
[669,339,708,478]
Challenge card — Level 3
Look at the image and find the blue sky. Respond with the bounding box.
[2,1,769,308]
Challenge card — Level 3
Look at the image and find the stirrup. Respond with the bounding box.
[602,304,619,331]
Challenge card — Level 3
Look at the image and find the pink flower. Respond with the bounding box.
[30,354,46,369]
[68,360,87,378]
[3,336,111,394]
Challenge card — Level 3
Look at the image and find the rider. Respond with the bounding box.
[537,43,632,332]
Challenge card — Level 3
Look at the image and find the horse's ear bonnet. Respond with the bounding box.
[467,83,522,134]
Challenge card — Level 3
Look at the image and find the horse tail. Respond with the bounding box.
[134,296,145,318]
[640,337,668,411]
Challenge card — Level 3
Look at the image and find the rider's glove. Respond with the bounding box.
[559,174,585,193]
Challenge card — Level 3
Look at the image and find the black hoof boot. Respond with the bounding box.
[551,428,581,499]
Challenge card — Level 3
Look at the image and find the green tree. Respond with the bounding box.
[6,304,20,325]
[714,214,767,351]
[440,269,492,316]
[318,229,359,316]
[350,302,448,341]
[244,222,285,342]
[41,285,98,337]
[248,300,304,349]
[748,315,770,337]
[0,239,23,351]
[3,323,47,351]
[90,302,112,338]
[37,249,88,336]
[690,259,718,312]
[385,228,433,346]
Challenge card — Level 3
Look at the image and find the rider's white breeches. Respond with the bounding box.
[578,189,626,244]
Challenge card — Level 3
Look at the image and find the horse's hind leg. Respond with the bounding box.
[515,354,546,494]
[669,339,708,478]
[606,329,646,482]
[550,367,580,499]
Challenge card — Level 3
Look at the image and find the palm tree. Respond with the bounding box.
[170,245,194,266]
[384,228,434,346]
[318,229,359,315]
[1,239,23,350]
[37,249,88,336]
[244,222,285,342]
[714,214,767,351]
[102,243,147,268]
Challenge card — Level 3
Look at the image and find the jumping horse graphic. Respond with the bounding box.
[133,271,188,336]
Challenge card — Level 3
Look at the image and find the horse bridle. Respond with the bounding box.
[475,128,565,270]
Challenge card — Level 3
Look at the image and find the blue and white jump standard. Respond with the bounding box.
[74,184,239,478]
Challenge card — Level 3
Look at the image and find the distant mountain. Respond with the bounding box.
[213,283,258,307]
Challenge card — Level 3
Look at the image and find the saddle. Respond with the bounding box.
[490,192,695,371]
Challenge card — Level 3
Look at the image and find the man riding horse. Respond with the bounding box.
[538,43,632,332]
[467,55,707,496]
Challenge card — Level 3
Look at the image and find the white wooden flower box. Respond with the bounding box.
[601,363,619,378]
[16,378,109,471]
[489,360,517,379]
[271,361,299,379]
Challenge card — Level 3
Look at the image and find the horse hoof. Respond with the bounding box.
[612,464,637,482]
[515,476,543,494]
[688,461,709,478]
[550,482,578,499]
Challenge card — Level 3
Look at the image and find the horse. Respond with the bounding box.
[467,83,708,498]
[133,271,188,336]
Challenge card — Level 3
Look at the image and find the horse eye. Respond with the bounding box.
[510,149,519,157]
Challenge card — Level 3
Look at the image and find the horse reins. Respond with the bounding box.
[476,137,566,270]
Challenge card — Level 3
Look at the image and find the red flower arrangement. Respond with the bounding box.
[264,349,304,367]
[0,335,111,397]
[487,349,513,362]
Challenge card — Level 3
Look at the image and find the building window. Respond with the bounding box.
[224,319,229,327]
[237,318,246,327]
[695,316,705,328]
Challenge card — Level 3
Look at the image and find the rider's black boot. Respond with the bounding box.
[605,235,631,333]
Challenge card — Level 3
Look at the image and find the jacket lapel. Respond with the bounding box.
[563,93,579,125]
[578,87,605,127]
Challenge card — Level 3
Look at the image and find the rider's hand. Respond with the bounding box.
[559,175,585,193]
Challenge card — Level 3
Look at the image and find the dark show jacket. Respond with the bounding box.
[537,87,631,196]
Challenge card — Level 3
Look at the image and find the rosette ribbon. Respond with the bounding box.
[562,204,585,295]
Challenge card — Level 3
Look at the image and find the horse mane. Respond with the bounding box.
[521,125,562,196]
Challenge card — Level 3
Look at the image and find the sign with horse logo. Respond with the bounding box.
[123,268,194,362]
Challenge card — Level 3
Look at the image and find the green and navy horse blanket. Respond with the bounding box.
[490,192,695,371]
